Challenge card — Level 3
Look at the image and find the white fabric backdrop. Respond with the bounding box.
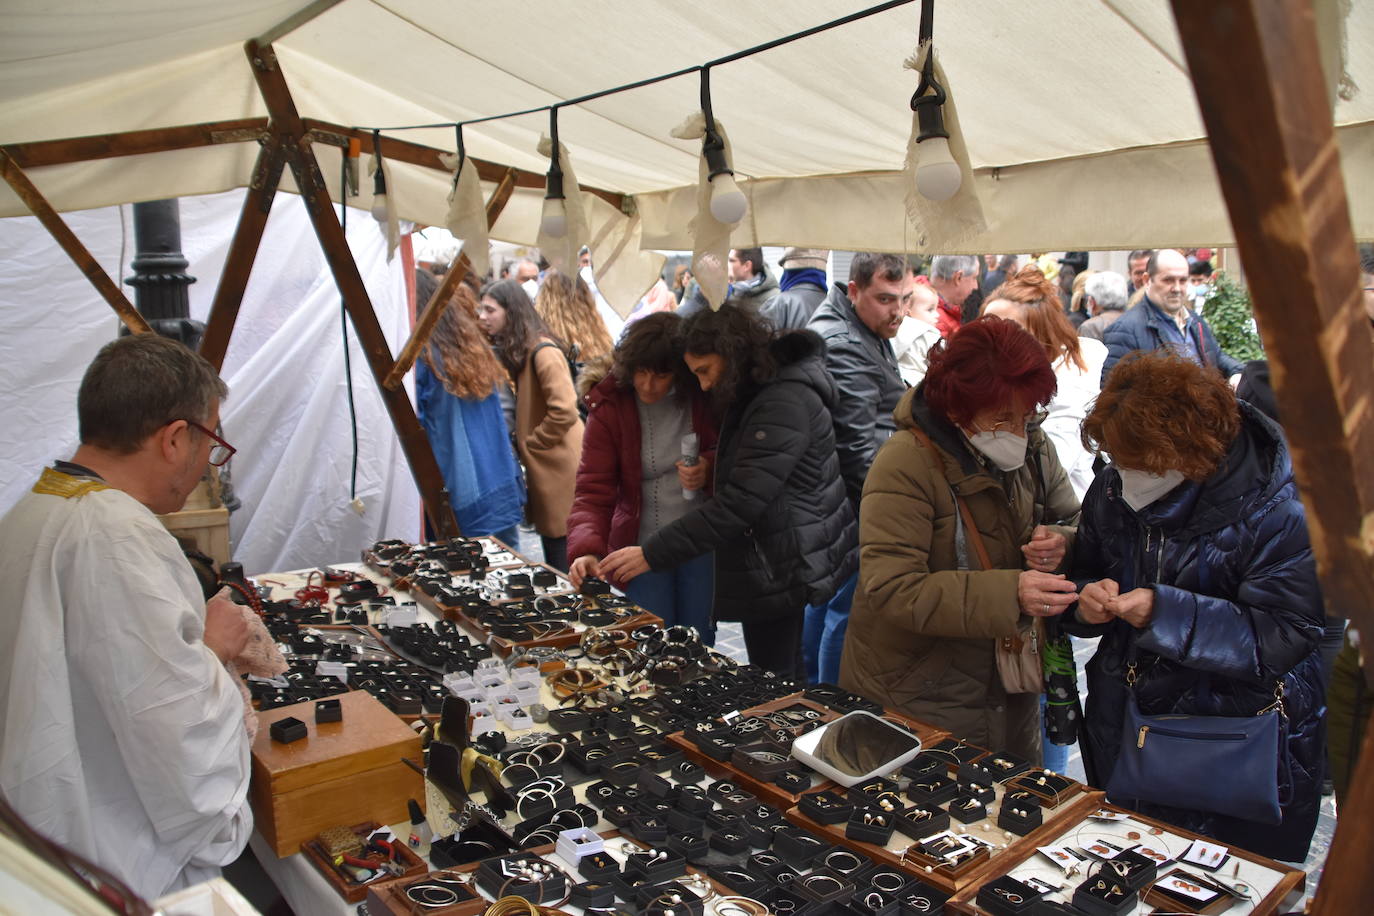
[0,190,421,575]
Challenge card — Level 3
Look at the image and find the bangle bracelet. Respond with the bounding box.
[712,897,768,916]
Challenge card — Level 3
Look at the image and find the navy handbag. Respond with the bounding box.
[1106,680,1289,825]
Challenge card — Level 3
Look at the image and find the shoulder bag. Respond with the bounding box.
[1106,648,1289,824]
[908,428,1044,694]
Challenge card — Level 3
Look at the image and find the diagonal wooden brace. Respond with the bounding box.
[384,168,517,390]
[0,148,152,336]
[244,38,459,537]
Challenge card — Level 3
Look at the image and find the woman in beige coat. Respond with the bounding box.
[478,279,584,571]
[839,318,1080,762]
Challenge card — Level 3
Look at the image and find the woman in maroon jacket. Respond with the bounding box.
[567,312,720,643]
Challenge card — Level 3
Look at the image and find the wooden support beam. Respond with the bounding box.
[3,116,626,216]
[200,138,287,371]
[255,0,346,46]
[302,119,628,212]
[244,38,460,538]
[1167,2,1374,912]
[383,168,517,390]
[4,119,268,169]
[1314,717,1374,914]
[0,148,152,336]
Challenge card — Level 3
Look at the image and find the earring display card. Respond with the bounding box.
[1141,868,1236,915]
[942,802,1305,915]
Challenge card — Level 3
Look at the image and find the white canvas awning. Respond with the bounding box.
[1,0,1370,309]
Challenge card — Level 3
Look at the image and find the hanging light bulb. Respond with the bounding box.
[370,130,390,223]
[699,66,747,225]
[707,164,747,224]
[910,48,963,202]
[541,106,569,237]
[915,136,961,201]
[540,195,568,238]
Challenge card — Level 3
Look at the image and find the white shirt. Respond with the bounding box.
[1043,337,1109,500]
[0,470,252,900]
[892,316,943,387]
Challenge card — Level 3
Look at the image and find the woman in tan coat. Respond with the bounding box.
[478,279,584,571]
[838,318,1080,762]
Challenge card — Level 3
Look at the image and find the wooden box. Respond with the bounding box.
[250,689,424,857]
[159,505,231,566]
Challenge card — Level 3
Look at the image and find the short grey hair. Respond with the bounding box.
[1085,271,1128,312]
[78,334,228,453]
[930,255,980,281]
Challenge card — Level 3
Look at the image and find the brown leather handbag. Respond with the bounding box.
[909,428,1044,694]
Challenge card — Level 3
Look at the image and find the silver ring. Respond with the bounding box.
[1043,603,1050,614]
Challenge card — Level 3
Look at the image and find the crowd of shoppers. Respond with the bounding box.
[407,245,1347,863]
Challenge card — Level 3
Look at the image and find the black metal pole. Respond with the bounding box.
[124,198,204,347]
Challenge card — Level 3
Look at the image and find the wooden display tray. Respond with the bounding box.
[415,585,663,657]
[362,535,528,579]
[785,787,1105,896]
[943,802,1306,915]
[664,692,952,813]
[250,689,424,857]
[301,820,428,903]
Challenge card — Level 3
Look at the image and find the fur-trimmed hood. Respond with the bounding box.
[768,329,838,412]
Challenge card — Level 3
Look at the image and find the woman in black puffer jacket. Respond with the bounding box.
[601,303,857,677]
[1066,351,1324,862]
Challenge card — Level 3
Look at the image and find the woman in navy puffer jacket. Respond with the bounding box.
[1066,351,1324,862]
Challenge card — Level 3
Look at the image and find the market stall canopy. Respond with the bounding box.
[1,1,1370,283]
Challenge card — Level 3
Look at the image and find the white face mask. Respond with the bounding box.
[521,278,540,301]
[1118,468,1186,511]
[967,430,1028,471]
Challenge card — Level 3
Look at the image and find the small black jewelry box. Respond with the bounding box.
[622,847,687,883]
[569,881,616,910]
[771,825,833,868]
[906,774,958,807]
[269,716,308,744]
[976,874,1043,915]
[1072,873,1138,916]
[896,804,950,840]
[705,863,767,897]
[982,750,1033,781]
[666,831,710,863]
[314,698,342,723]
[996,797,1043,836]
[799,790,853,825]
[847,807,897,845]
[708,827,751,856]
[902,752,949,780]
[576,851,620,881]
[948,793,987,824]
[957,778,996,806]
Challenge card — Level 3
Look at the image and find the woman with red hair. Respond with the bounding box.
[839,317,1081,761]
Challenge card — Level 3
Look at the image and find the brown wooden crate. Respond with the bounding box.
[250,690,423,857]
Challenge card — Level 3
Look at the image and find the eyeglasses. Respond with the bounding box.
[182,420,236,467]
[981,409,1048,434]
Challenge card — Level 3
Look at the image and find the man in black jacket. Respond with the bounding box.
[804,252,911,684]
[1101,248,1244,385]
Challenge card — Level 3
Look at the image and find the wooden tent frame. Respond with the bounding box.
[2,1,1372,907]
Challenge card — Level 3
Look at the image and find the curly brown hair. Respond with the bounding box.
[984,265,1087,372]
[1082,350,1239,479]
[420,272,506,400]
[535,269,614,367]
[611,311,683,387]
[680,302,777,410]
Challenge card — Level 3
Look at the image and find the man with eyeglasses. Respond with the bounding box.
[0,334,252,900]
